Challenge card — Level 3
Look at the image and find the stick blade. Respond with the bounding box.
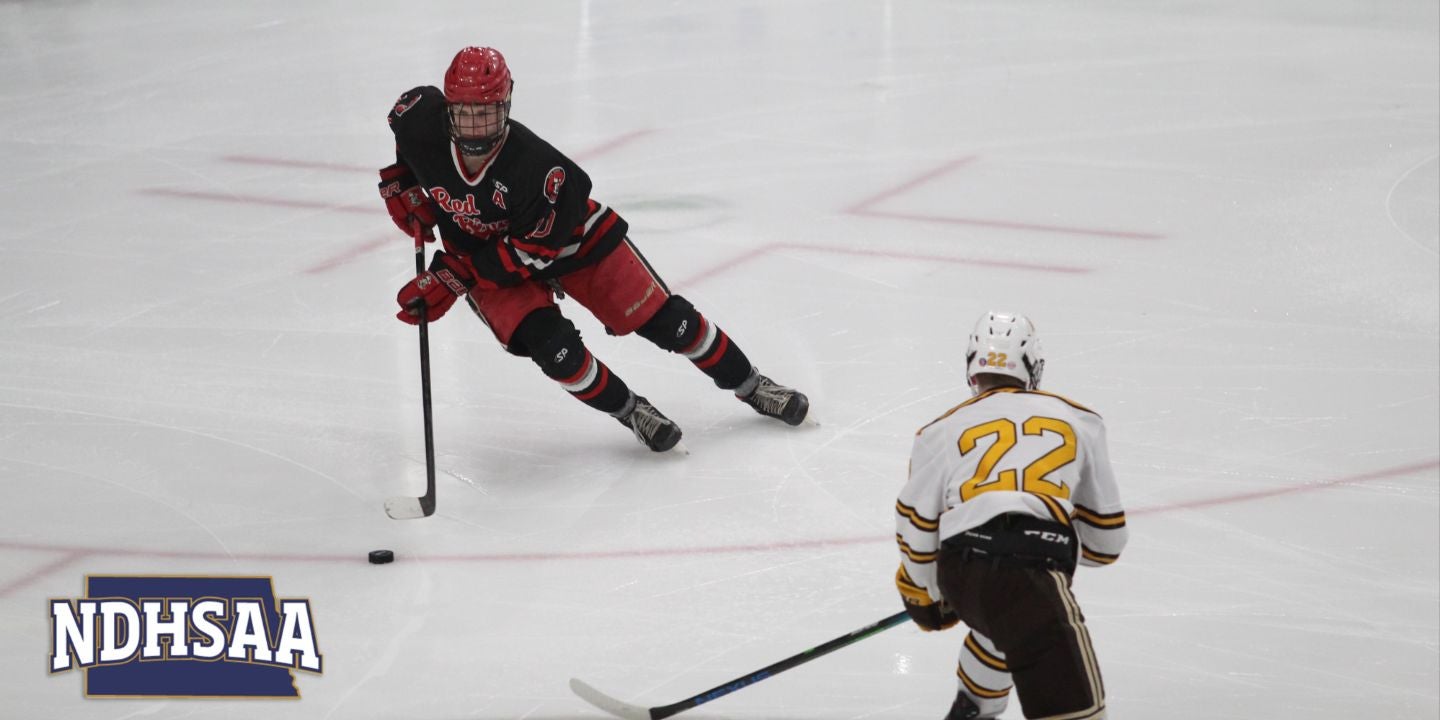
[384,496,431,520]
[569,678,654,720]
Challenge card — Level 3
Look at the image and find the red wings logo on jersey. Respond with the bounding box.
[543,167,566,204]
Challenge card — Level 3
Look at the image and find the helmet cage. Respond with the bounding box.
[443,46,513,155]
[447,98,510,155]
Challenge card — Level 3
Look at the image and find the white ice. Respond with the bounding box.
[1,1,1436,718]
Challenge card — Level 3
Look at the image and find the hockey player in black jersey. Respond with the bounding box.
[382,46,809,452]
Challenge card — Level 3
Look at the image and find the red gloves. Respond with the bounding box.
[395,252,476,324]
[378,163,438,240]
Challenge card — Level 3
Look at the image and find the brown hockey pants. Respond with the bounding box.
[937,548,1106,719]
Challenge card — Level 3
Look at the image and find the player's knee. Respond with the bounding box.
[636,295,701,353]
[512,309,586,378]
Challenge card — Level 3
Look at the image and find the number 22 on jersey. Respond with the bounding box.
[957,417,1077,501]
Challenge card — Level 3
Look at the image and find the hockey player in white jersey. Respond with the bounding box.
[895,312,1127,720]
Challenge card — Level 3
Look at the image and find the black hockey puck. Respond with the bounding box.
[368,549,394,565]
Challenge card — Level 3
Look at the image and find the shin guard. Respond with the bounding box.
[513,309,631,415]
[637,295,752,389]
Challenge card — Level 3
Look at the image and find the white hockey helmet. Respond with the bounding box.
[965,311,1044,393]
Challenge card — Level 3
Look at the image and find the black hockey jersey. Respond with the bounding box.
[387,85,628,287]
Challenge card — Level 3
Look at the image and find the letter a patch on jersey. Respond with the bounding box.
[492,180,508,209]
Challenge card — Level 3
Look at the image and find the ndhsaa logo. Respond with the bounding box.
[49,576,322,698]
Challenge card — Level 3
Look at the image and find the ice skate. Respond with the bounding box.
[615,394,683,452]
[944,692,993,720]
[735,369,809,426]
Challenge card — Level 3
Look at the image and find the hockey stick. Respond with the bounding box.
[570,610,910,719]
[385,224,438,520]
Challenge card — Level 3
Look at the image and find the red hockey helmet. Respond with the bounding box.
[444,47,513,155]
[444,46,512,104]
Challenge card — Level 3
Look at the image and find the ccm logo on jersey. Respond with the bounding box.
[49,575,322,698]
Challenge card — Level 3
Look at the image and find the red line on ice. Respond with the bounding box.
[1129,458,1440,515]
[221,155,374,174]
[845,156,1164,241]
[0,550,88,598]
[302,235,394,275]
[571,129,655,162]
[673,246,778,288]
[218,130,653,176]
[149,131,654,274]
[139,188,371,214]
[777,242,1091,274]
[857,210,1165,241]
[674,241,1091,288]
[1,460,1433,577]
[0,535,883,566]
[845,156,979,213]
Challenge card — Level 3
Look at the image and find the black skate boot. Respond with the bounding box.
[734,369,809,426]
[944,691,991,720]
[614,394,682,452]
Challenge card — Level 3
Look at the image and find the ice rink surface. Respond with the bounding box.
[1,1,1437,718]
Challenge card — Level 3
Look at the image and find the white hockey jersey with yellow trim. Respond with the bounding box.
[896,387,1128,603]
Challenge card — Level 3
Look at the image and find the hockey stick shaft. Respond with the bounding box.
[386,225,439,519]
[413,225,437,516]
[644,611,910,719]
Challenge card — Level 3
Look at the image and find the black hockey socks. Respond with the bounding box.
[636,295,752,390]
[513,309,631,415]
